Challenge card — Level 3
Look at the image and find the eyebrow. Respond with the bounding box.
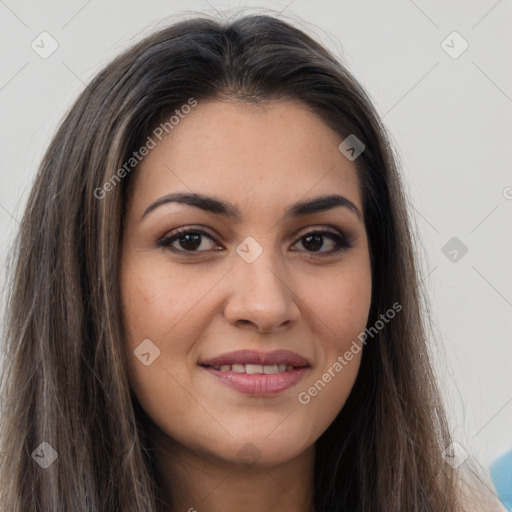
[141,192,362,222]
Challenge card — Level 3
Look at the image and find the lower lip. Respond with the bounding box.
[202,366,309,395]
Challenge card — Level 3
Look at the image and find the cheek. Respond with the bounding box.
[308,258,372,349]
[120,255,230,396]
[293,262,371,433]
[121,259,211,346]
[120,262,204,442]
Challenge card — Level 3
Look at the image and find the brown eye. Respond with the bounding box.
[157,228,219,253]
[292,230,353,255]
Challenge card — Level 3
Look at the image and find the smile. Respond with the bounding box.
[207,363,297,373]
[199,349,311,395]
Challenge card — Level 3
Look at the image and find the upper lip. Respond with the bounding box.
[200,349,310,368]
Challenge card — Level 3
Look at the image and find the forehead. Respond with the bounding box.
[127,99,363,218]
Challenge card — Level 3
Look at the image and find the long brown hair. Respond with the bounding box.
[1,11,464,511]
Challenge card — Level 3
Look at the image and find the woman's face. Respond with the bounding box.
[120,99,372,467]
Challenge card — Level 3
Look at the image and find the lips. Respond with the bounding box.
[200,349,310,369]
[199,349,311,395]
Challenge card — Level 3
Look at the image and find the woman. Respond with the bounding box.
[0,11,504,512]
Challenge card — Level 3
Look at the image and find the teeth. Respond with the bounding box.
[245,364,263,374]
[211,363,296,373]
[232,364,245,373]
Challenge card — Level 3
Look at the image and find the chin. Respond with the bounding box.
[211,431,314,468]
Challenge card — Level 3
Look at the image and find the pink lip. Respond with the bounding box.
[203,366,309,395]
[199,349,311,396]
[200,349,310,368]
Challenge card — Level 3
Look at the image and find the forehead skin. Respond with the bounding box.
[125,99,365,229]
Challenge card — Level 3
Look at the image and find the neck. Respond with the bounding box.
[148,424,316,512]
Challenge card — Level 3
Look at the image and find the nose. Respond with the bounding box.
[223,249,301,334]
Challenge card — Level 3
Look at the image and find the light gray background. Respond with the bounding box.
[1,0,511,473]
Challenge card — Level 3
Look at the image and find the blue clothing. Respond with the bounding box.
[491,448,512,511]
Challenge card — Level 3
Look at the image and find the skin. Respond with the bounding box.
[120,99,372,512]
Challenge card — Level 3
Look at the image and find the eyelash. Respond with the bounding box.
[156,226,353,257]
